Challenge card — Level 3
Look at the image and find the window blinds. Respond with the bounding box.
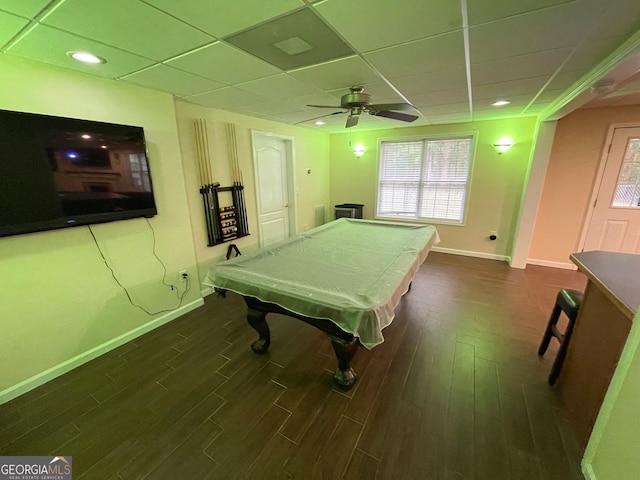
[377,136,473,222]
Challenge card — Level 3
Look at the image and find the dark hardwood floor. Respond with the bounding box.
[0,252,587,479]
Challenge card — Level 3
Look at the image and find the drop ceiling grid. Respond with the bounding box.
[164,43,282,86]
[313,0,463,53]
[0,11,30,47]
[140,0,306,39]
[0,0,638,132]
[40,0,214,62]
[287,56,383,92]
[0,0,52,19]
[119,64,225,97]
[363,32,467,79]
[468,2,603,64]
[6,24,155,78]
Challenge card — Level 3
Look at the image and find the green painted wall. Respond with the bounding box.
[329,117,538,258]
[584,309,640,480]
[173,101,331,288]
[0,54,200,398]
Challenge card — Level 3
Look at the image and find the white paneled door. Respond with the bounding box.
[252,133,291,247]
[584,127,640,253]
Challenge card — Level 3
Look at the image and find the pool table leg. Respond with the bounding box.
[331,336,358,391]
[247,308,271,354]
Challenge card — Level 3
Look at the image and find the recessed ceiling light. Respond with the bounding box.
[81,134,91,139]
[68,51,106,64]
[492,100,511,107]
[315,120,325,126]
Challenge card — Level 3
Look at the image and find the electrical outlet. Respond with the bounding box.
[179,270,188,281]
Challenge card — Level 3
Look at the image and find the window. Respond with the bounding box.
[612,137,640,208]
[376,136,474,223]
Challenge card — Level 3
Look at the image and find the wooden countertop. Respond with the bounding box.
[570,251,640,321]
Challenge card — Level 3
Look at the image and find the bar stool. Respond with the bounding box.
[538,288,583,385]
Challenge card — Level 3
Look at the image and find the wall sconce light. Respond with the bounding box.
[493,136,514,154]
[353,143,366,157]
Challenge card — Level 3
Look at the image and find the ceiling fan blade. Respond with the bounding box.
[370,102,416,111]
[307,104,343,109]
[345,114,359,128]
[293,110,346,125]
[371,110,419,122]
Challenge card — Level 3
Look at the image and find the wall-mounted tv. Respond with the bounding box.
[0,109,158,238]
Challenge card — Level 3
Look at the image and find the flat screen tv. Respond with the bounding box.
[0,109,157,238]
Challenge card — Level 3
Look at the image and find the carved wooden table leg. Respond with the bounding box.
[247,308,270,354]
[330,336,359,390]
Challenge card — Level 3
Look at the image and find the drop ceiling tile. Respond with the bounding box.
[6,24,155,78]
[545,69,589,91]
[427,113,471,124]
[590,0,640,39]
[472,76,549,100]
[469,3,600,63]
[270,110,339,125]
[165,43,281,85]
[292,91,349,108]
[467,0,575,26]
[472,106,535,120]
[364,32,466,78]
[142,0,304,38]
[234,99,306,116]
[120,64,224,96]
[314,0,462,52]
[390,69,468,96]
[235,73,321,100]
[184,86,270,109]
[561,36,628,72]
[0,0,51,18]
[472,94,536,112]
[407,88,469,108]
[225,8,353,71]
[535,88,566,103]
[0,11,30,47]
[522,102,551,113]
[471,48,574,85]
[41,0,213,61]
[288,56,381,91]
[417,102,470,115]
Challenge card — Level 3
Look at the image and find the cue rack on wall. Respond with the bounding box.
[194,120,249,246]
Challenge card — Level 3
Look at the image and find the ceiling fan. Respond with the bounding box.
[307,86,419,128]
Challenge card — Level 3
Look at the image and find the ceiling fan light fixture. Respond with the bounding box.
[306,86,418,129]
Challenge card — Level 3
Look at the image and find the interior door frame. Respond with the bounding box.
[578,122,640,251]
[250,130,297,244]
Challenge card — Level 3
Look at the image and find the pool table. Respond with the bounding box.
[205,218,439,390]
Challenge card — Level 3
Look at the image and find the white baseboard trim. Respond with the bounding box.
[201,285,214,297]
[432,246,511,263]
[0,298,204,406]
[582,462,596,480]
[527,258,578,270]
